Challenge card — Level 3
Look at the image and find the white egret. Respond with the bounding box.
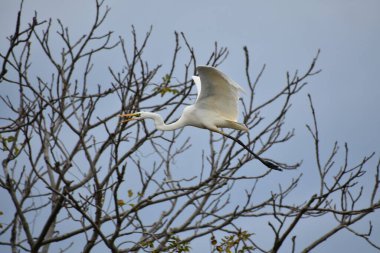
[120,66,280,170]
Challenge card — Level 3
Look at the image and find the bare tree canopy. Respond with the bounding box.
[1,1,379,252]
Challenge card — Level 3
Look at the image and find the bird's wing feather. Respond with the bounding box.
[192,76,202,101]
[194,66,244,121]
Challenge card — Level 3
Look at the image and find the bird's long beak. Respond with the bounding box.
[119,112,141,123]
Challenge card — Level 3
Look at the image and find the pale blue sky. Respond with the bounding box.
[1,0,380,252]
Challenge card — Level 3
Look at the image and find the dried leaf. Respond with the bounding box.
[117,199,125,206]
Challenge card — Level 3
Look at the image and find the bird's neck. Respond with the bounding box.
[148,113,184,131]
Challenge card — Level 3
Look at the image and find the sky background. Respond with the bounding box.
[1,0,380,252]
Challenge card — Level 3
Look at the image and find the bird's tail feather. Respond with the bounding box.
[224,120,249,132]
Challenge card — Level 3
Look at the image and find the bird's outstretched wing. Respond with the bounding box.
[192,75,202,101]
[193,66,244,121]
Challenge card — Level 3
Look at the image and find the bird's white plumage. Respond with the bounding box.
[119,66,281,169]
[121,66,247,132]
[193,66,244,121]
[191,75,202,101]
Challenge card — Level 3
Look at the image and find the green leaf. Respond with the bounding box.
[155,86,179,97]
[7,136,16,142]
[162,74,171,84]
[14,146,20,155]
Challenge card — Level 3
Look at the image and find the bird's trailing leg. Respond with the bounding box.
[219,132,282,171]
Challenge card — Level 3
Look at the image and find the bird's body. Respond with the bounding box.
[120,66,280,170]
[122,66,248,133]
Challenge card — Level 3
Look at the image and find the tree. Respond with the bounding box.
[1,1,379,252]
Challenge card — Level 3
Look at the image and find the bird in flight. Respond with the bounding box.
[120,66,280,171]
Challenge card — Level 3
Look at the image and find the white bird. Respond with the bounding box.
[120,66,280,170]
